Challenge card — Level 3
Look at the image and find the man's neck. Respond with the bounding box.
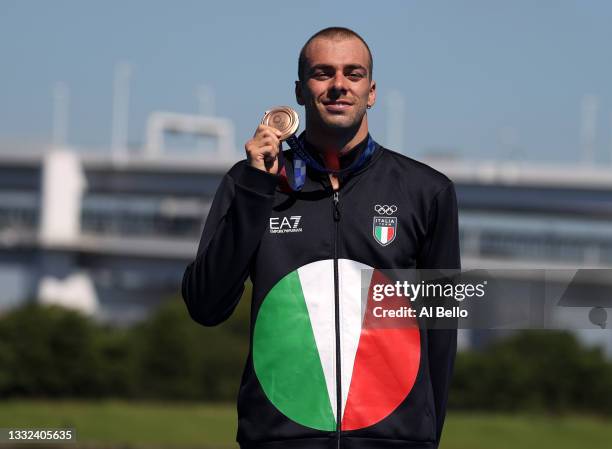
[303,118,370,190]
[304,117,369,155]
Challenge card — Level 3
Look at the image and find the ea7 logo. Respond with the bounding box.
[269,216,302,234]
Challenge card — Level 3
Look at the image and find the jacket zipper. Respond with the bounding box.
[332,189,342,449]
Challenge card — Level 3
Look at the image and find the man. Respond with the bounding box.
[182,27,460,449]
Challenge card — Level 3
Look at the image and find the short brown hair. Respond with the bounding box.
[298,27,373,82]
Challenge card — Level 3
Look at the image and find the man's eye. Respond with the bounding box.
[348,73,364,79]
[313,72,330,79]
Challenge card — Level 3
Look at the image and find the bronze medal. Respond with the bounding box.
[261,106,299,141]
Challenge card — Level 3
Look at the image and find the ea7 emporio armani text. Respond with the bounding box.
[269,216,302,233]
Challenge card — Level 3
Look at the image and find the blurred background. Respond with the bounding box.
[1,1,611,448]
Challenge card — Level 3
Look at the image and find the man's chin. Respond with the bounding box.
[320,115,358,130]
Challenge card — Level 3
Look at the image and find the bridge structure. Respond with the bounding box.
[1,114,611,351]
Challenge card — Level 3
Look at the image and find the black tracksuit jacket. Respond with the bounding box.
[182,133,461,449]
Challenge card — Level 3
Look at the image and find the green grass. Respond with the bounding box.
[0,400,238,449]
[442,412,611,449]
[0,400,610,449]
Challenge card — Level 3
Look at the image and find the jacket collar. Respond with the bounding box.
[298,131,381,186]
[301,132,370,172]
[277,131,384,194]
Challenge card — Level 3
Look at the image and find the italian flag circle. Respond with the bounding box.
[253,259,421,431]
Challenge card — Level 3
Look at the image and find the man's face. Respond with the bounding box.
[296,37,376,132]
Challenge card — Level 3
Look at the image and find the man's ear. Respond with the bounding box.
[295,80,305,106]
[367,79,377,109]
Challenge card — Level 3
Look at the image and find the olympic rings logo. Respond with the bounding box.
[374,204,397,215]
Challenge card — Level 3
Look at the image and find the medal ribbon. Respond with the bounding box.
[278,133,378,191]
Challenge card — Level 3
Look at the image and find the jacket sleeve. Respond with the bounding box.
[181,163,278,326]
[416,181,461,447]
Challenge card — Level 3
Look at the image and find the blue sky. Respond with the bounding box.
[2,0,612,163]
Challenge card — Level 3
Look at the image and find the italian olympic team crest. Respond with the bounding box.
[373,204,397,246]
[253,259,420,432]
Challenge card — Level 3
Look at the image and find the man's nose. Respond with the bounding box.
[330,72,348,93]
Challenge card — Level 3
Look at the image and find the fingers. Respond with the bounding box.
[248,125,282,156]
[253,125,283,151]
[254,124,283,140]
[244,124,283,174]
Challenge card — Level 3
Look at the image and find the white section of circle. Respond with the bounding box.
[338,259,374,419]
[298,259,337,419]
[297,258,375,423]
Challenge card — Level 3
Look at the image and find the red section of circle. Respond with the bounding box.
[341,269,421,430]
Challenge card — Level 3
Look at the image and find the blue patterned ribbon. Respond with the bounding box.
[279,133,378,191]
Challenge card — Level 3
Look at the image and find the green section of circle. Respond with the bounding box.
[253,270,335,431]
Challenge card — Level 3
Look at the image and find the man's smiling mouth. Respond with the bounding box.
[323,100,353,112]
